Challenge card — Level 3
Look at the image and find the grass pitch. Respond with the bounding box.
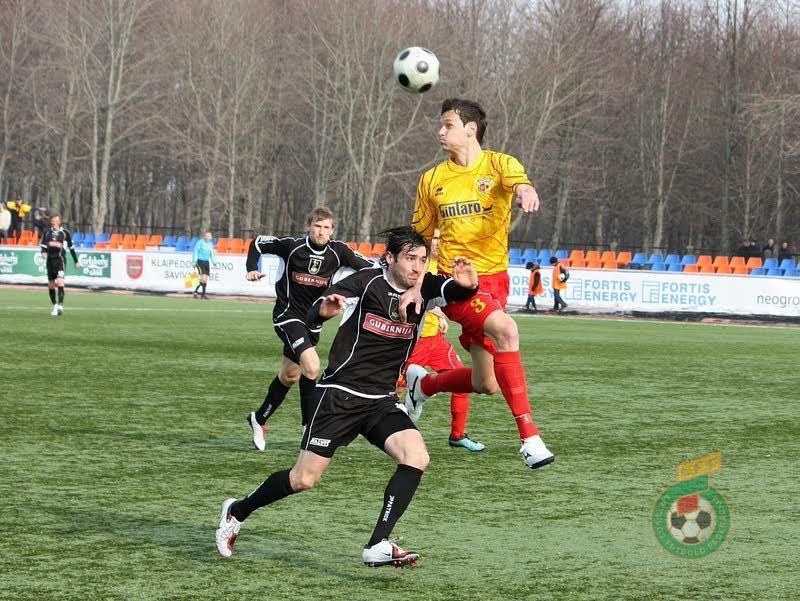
[1,288,798,600]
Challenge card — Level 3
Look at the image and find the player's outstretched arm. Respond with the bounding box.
[451,256,479,290]
[514,184,540,213]
[319,294,346,318]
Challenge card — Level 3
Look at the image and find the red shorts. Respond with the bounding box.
[398,331,464,387]
[442,271,508,352]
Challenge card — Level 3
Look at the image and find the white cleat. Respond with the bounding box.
[403,364,430,423]
[247,412,267,452]
[519,435,555,470]
[50,305,59,316]
[215,498,242,559]
[57,304,63,316]
[362,539,419,568]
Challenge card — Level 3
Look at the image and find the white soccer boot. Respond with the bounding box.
[56,304,63,315]
[215,498,242,559]
[247,412,267,452]
[403,364,430,422]
[362,539,419,568]
[519,435,555,470]
[50,305,59,316]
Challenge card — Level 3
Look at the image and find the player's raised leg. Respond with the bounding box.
[249,357,300,451]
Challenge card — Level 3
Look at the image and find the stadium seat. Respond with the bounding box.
[98,232,111,243]
[665,254,681,265]
[650,263,667,271]
[175,236,190,252]
[346,241,357,251]
[121,234,136,250]
[72,232,84,244]
[537,249,553,264]
[521,248,539,265]
[216,238,231,253]
[667,264,682,272]
[356,242,373,256]
[371,243,386,257]
[26,236,39,247]
[602,261,618,270]
[107,233,123,249]
[699,264,715,274]
[779,259,796,271]
[585,250,601,263]
[600,251,616,264]
[763,258,779,270]
[745,257,762,269]
[148,234,163,246]
[712,256,729,269]
[616,251,632,266]
[555,249,569,260]
[509,247,523,265]
[647,253,664,265]
[696,255,712,267]
[749,267,765,276]
[162,235,176,247]
[729,256,746,268]
[134,238,147,250]
[243,238,253,253]
[570,259,586,268]
[766,268,782,277]
[630,252,649,267]
[732,266,748,275]
[783,269,799,277]
[683,264,699,273]
[568,250,585,264]
[716,265,732,274]
[228,238,245,254]
[83,233,96,248]
[680,254,697,265]
[586,260,601,269]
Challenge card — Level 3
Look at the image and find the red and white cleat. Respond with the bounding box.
[362,539,419,568]
[247,412,267,452]
[215,498,242,559]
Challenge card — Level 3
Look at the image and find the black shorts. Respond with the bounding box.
[300,386,417,458]
[46,256,65,281]
[274,319,320,362]
[196,260,210,276]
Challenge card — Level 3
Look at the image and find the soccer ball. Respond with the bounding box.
[393,47,440,93]
[668,495,716,544]
[558,273,567,282]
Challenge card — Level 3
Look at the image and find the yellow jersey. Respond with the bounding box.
[412,150,532,275]
[420,259,440,338]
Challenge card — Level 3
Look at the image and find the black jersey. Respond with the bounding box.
[307,267,477,399]
[40,228,78,263]
[247,236,373,324]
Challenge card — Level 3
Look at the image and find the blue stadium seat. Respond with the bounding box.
[782,269,798,277]
[667,264,682,272]
[680,255,697,265]
[509,247,523,265]
[162,235,176,247]
[175,236,190,252]
[647,253,664,264]
[650,263,667,271]
[537,249,553,264]
[82,233,96,248]
[72,232,84,244]
[749,268,765,276]
[629,252,648,267]
[665,254,681,265]
[555,249,569,260]
[766,268,782,277]
[97,232,111,243]
[779,259,796,271]
[521,248,538,264]
[763,258,779,270]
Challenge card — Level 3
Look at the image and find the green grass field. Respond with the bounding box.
[1,287,798,600]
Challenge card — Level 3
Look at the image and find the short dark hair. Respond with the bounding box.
[306,206,336,227]
[380,226,428,260]
[525,262,534,270]
[442,98,487,144]
[549,256,558,265]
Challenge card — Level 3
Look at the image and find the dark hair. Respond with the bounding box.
[549,256,558,265]
[305,206,336,227]
[442,98,487,144]
[525,262,534,270]
[379,226,428,261]
[49,212,61,220]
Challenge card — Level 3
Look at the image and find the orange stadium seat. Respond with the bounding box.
[568,250,585,263]
[585,250,601,263]
[716,265,732,274]
[696,255,712,267]
[699,264,715,274]
[371,243,386,257]
[346,241,357,251]
[18,231,32,244]
[121,234,136,250]
[732,266,748,275]
[243,238,253,253]
[601,261,618,270]
[616,251,632,266]
[684,264,699,273]
[356,242,373,256]
[134,238,147,250]
[570,259,586,268]
[729,256,746,268]
[228,238,245,254]
[745,257,762,269]
[216,238,230,253]
[586,260,602,269]
[148,234,163,246]
[712,256,729,269]
[600,251,616,264]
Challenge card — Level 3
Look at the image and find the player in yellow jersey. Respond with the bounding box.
[403,98,554,469]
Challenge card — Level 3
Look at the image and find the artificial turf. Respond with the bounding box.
[1,288,797,600]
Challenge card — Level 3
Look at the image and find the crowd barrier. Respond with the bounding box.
[1,247,798,317]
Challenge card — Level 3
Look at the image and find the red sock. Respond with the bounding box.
[420,367,474,396]
[493,351,539,439]
[449,393,469,439]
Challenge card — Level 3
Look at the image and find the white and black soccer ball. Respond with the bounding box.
[668,496,716,544]
[393,47,440,93]
[558,273,567,282]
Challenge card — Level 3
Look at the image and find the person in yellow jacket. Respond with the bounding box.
[549,256,568,311]
[6,200,31,238]
[524,261,542,312]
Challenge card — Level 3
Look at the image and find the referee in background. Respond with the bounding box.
[192,232,216,299]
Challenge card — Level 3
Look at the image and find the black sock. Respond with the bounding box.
[255,376,291,425]
[49,288,56,304]
[201,283,207,295]
[194,284,201,293]
[57,287,65,304]
[230,469,295,522]
[367,464,424,547]
[298,375,317,426]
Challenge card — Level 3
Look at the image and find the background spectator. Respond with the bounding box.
[0,204,10,243]
[762,238,775,259]
[33,208,50,238]
[6,199,31,238]
[777,241,793,262]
